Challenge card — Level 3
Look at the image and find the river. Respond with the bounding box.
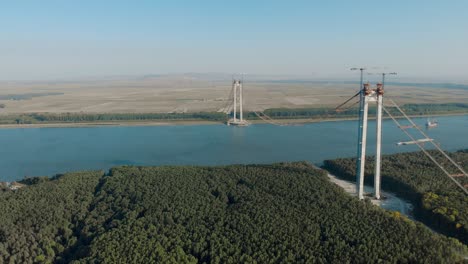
[1,115,467,182]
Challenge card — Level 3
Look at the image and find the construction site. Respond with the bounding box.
[0,70,467,199]
[219,69,468,200]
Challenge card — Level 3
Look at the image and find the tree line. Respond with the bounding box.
[262,103,468,120]
[0,112,228,125]
[1,102,467,125]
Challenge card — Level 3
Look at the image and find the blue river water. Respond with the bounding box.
[0,115,467,182]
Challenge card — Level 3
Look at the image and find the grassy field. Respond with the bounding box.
[1,76,468,114]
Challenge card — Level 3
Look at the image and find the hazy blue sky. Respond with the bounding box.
[1,0,467,81]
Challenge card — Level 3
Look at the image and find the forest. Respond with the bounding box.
[0,163,466,263]
[323,150,468,244]
[1,103,467,125]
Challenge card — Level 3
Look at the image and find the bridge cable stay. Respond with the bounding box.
[381,101,468,195]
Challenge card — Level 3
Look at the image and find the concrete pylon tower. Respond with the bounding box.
[374,83,384,199]
[356,82,384,200]
[227,79,248,126]
[233,80,238,122]
[239,80,243,121]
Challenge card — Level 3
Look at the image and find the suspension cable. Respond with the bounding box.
[257,89,362,126]
[220,82,235,114]
[336,100,360,113]
[382,105,468,195]
[387,98,468,178]
[254,111,287,126]
[335,90,361,112]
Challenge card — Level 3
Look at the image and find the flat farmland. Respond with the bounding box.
[1,76,467,114]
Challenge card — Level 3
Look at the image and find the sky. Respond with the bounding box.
[1,0,467,81]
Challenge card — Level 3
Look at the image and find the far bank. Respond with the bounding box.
[0,108,467,129]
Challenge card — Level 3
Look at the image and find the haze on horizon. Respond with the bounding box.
[1,0,467,82]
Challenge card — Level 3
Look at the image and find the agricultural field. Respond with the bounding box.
[1,75,467,114]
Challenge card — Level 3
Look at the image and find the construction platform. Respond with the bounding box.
[227,119,249,126]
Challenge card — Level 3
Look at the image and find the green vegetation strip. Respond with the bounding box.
[0,163,466,263]
[1,103,467,125]
[259,103,468,120]
[0,112,228,125]
[323,150,468,245]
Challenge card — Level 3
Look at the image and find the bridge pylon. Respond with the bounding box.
[227,79,249,126]
[356,81,384,200]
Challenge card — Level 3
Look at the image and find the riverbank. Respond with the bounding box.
[0,120,221,129]
[0,112,466,129]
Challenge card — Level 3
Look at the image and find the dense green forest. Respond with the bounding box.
[323,150,468,244]
[0,163,466,263]
[1,103,467,125]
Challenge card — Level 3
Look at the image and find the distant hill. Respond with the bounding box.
[0,163,466,263]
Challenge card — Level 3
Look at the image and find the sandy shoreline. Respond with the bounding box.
[0,112,466,129]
